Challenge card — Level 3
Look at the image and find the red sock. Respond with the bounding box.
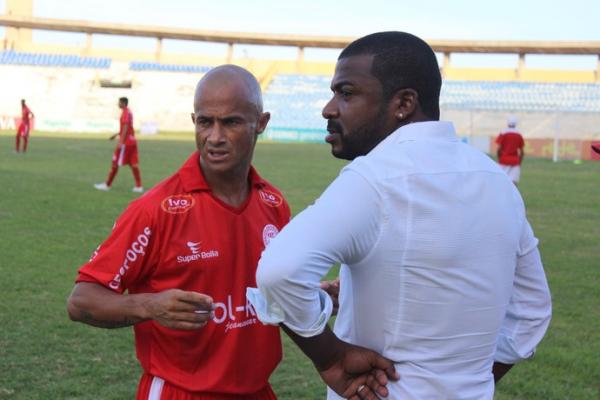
[15,135,20,152]
[131,165,142,187]
[106,165,119,186]
[23,136,28,152]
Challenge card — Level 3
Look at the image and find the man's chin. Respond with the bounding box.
[330,146,355,161]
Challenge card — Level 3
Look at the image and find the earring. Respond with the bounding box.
[398,113,404,119]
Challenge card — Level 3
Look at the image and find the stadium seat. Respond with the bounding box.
[0,50,111,69]
[128,61,210,73]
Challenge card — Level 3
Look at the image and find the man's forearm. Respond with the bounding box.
[492,361,513,383]
[67,282,150,329]
[280,324,343,371]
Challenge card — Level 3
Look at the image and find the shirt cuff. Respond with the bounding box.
[246,287,333,337]
[494,334,536,364]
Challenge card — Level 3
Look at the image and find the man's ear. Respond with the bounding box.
[392,89,419,122]
[190,113,196,125]
[256,112,271,134]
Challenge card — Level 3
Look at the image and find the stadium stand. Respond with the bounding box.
[265,74,331,131]
[441,81,600,113]
[0,64,201,132]
[0,50,111,68]
[130,61,210,73]
[1,10,599,158]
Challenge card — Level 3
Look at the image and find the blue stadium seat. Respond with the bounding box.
[262,74,600,132]
[0,50,111,69]
[127,61,210,73]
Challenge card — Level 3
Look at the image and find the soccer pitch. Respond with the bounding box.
[0,133,598,399]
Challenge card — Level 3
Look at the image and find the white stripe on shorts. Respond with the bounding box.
[118,144,126,166]
[499,164,521,183]
[148,376,164,400]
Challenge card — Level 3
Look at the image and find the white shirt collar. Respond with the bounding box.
[383,120,457,145]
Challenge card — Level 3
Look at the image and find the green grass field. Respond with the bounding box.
[0,132,599,399]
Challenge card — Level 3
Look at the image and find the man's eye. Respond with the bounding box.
[340,90,352,98]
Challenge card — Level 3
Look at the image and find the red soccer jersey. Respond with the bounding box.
[21,106,31,124]
[77,152,290,396]
[496,130,524,166]
[120,107,136,144]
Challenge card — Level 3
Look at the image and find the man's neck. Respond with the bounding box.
[202,164,251,208]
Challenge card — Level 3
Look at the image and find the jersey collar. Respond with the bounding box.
[178,152,267,192]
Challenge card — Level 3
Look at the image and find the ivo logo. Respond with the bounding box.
[259,190,282,207]
[161,194,195,214]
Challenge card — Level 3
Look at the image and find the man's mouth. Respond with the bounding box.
[206,149,229,161]
[326,122,342,143]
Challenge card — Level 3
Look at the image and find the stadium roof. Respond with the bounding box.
[2,15,600,54]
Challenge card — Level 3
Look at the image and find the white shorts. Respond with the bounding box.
[500,164,521,183]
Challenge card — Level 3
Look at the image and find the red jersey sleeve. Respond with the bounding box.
[495,134,504,145]
[120,110,131,126]
[281,197,291,224]
[518,134,525,148]
[77,201,157,293]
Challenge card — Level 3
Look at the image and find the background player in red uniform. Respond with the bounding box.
[94,97,143,192]
[68,66,290,399]
[496,116,525,185]
[15,99,34,153]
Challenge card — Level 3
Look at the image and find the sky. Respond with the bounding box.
[1,0,600,69]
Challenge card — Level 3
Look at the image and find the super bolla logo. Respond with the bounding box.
[161,194,195,214]
[177,240,219,264]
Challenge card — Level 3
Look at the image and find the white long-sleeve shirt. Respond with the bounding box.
[248,121,551,399]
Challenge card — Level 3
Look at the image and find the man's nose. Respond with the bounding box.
[206,123,226,143]
[322,97,339,120]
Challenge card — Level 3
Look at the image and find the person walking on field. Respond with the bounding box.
[94,97,143,192]
[496,116,525,185]
[15,99,34,153]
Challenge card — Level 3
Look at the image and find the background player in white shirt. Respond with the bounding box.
[248,31,551,400]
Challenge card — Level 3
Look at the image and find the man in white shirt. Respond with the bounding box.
[248,31,551,399]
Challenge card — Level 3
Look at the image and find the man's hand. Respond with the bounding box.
[68,283,214,330]
[319,341,399,400]
[109,133,118,141]
[143,289,214,330]
[281,324,399,400]
[320,278,340,315]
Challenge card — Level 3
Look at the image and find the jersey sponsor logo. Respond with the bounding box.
[177,240,219,264]
[258,189,283,208]
[262,224,279,247]
[89,245,101,262]
[109,226,152,290]
[161,194,195,214]
[187,241,201,254]
[212,294,258,332]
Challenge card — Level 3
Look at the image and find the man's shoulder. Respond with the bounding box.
[127,170,187,214]
[505,131,523,139]
[254,178,289,211]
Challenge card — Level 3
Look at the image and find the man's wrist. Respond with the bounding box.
[128,293,154,322]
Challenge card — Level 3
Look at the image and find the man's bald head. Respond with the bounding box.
[194,65,264,114]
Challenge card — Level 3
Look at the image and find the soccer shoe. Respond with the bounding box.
[94,183,110,191]
[132,186,144,193]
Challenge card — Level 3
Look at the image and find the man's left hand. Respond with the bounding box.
[318,341,399,400]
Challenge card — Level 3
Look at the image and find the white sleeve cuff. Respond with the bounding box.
[494,334,536,364]
[246,287,333,337]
